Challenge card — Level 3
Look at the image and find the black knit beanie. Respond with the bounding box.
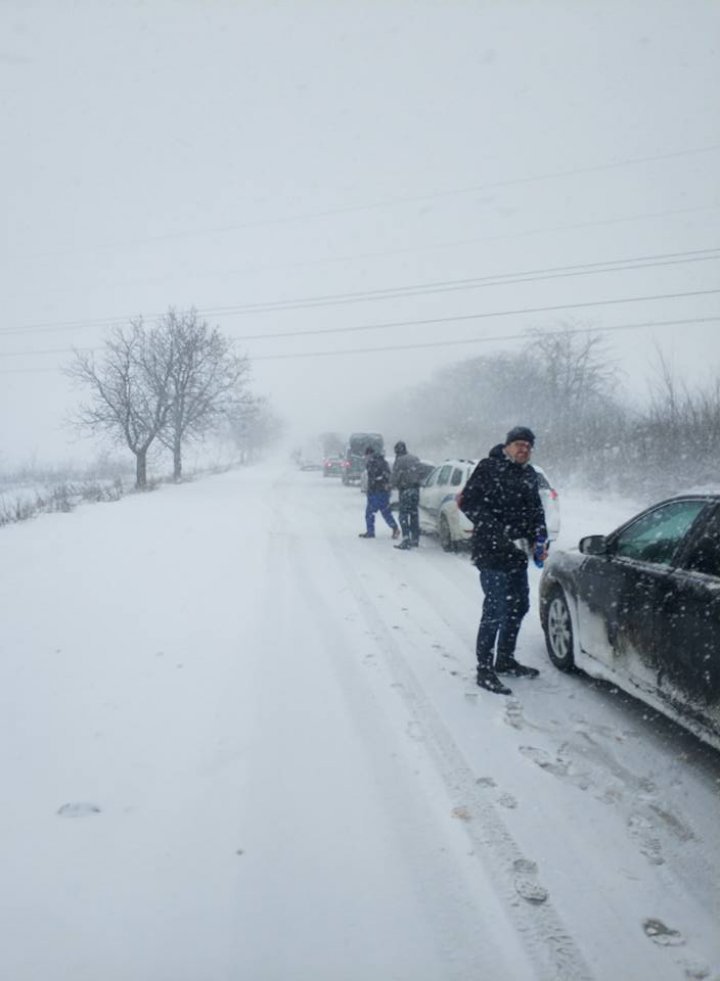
[505,426,535,446]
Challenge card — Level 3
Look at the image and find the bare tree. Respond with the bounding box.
[227,396,284,462]
[636,348,720,491]
[66,319,173,488]
[154,309,252,480]
[531,323,618,426]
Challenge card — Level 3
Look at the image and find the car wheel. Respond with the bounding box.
[544,588,575,672]
[439,514,456,552]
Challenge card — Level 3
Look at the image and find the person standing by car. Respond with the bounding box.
[458,426,549,695]
[359,446,401,540]
[391,441,422,550]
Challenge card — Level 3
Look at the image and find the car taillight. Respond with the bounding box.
[549,489,558,500]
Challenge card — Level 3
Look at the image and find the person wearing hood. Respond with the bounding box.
[458,426,548,695]
[391,440,422,550]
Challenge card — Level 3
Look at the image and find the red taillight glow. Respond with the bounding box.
[549,489,558,500]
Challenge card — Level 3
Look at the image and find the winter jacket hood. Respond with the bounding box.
[391,451,423,490]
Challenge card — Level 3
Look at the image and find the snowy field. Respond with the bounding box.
[1,462,718,981]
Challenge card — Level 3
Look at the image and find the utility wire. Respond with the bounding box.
[203,249,720,315]
[65,140,720,248]
[3,289,719,358]
[1,315,717,374]
[227,288,720,342]
[207,202,720,281]
[3,246,719,338]
[250,316,720,361]
[17,142,720,261]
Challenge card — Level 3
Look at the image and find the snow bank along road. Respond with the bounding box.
[1,463,719,981]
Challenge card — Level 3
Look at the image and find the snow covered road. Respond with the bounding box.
[1,463,719,980]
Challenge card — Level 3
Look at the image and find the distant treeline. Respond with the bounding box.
[376,326,720,500]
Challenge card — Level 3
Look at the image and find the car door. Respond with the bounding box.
[656,505,720,725]
[445,464,473,540]
[418,467,440,530]
[575,500,708,695]
[419,464,452,528]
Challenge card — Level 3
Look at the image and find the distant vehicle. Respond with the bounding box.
[539,493,720,752]
[419,458,560,552]
[342,432,384,486]
[323,454,346,478]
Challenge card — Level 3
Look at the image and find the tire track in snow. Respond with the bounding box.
[313,533,596,981]
[265,522,539,978]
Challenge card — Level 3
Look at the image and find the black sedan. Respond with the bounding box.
[539,494,720,751]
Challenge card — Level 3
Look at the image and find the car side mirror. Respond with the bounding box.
[579,535,609,556]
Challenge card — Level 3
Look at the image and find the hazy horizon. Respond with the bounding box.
[2,0,719,467]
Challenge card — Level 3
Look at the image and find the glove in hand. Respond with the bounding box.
[533,536,549,568]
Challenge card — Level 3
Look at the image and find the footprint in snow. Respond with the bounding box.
[642,918,685,946]
[57,802,102,818]
[513,858,548,904]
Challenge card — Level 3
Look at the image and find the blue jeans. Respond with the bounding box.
[398,487,420,542]
[365,492,398,536]
[476,567,530,668]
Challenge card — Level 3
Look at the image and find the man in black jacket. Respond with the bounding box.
[359,447,401,540]
[458,426,548,695]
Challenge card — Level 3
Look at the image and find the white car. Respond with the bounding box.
[418,458,560,552]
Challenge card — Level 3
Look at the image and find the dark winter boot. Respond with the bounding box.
[394,538,412,550]
[358,532,375,539]
[495,655,539,678]
[476,666,513,695]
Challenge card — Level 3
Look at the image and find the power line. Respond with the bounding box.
[19,142,720,261]
[2,288,718,357]
[63,141,720,249]
[227,287,720,342]
[4,245,719,338]
[250,316,720,361]
[206,201,720,281]
[202,248,720,316]
[1,315,716,375]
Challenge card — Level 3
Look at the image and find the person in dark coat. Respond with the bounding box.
[458,426,548,694]
[391,440,422,549]
[359,446,401,540]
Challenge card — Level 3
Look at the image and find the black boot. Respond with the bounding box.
[495,655,539,678]
[476,666,512,695]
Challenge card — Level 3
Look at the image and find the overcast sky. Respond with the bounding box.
[1,0,719,466]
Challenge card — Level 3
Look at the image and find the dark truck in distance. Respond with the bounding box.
[342,432,384,485]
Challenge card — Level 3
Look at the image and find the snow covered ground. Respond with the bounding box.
[1,462,718,981]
